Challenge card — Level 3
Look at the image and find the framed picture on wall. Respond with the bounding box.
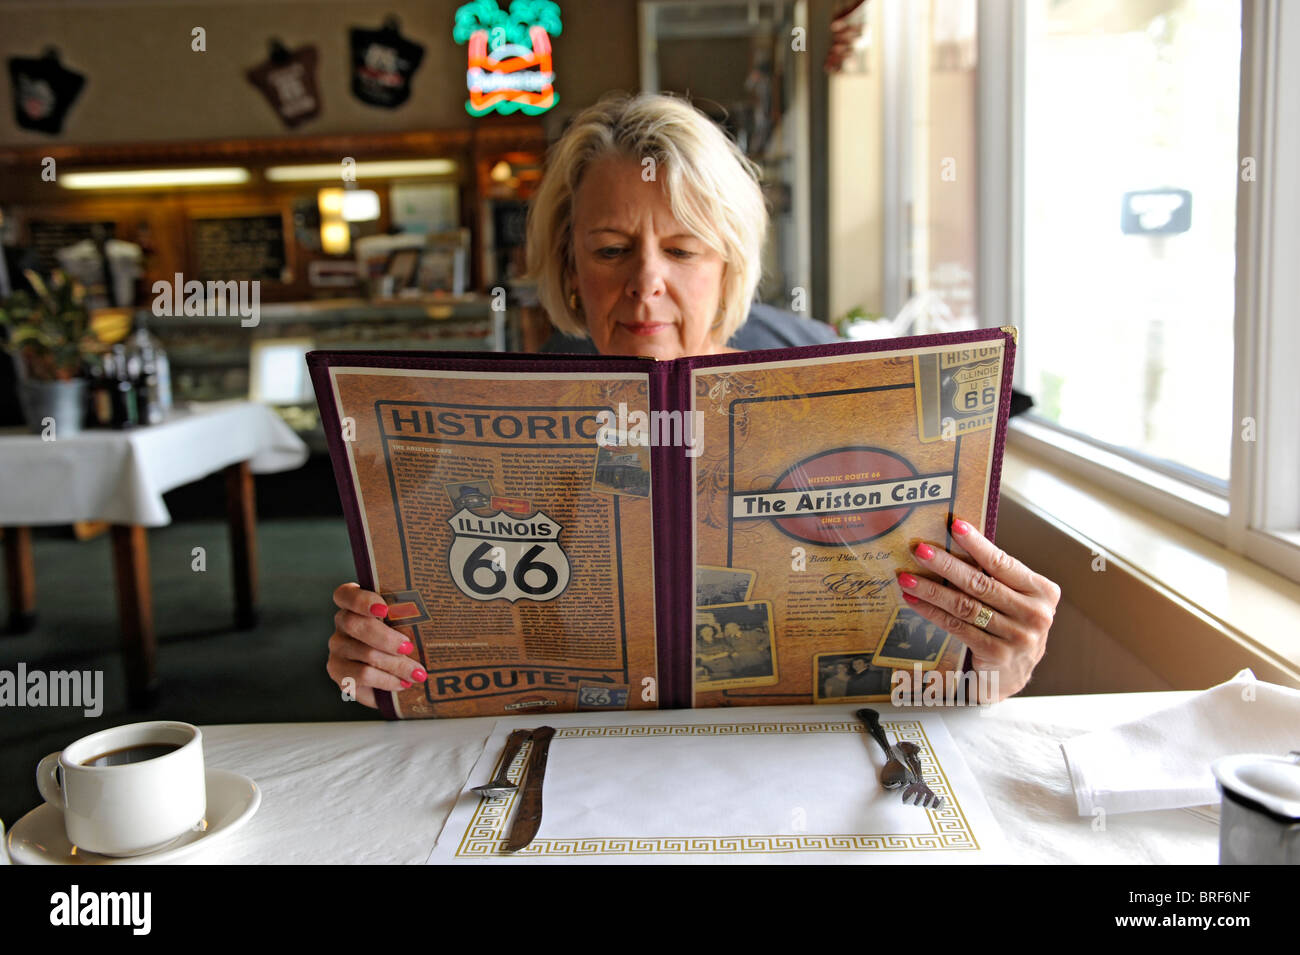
[382,247,421,292]
[414,229,469,294]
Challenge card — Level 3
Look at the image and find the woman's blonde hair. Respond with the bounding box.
[525,92,767,344]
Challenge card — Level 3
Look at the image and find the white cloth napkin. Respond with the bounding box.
[1061,669,1300,816]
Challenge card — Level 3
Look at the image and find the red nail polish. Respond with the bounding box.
[898,572,918,589]
[400,680,412,689]
[915,542,935,560]
[411,668,427,683]
[370,603,388,617]
[952,519,971,536]
[397,640,414,655]
[903,593,920,604]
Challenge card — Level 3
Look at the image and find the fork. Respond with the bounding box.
[471,728,531,798]
[899,743,944,809]
[856,708,917,789]
[856,708,943,808]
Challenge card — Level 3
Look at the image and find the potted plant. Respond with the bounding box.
[833,305,891,340]
[0,269,96,436]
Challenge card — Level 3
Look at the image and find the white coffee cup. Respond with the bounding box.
[36,720,206,857]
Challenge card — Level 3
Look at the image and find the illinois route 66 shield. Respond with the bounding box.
[949,361,998,416]
[447,508,571,603]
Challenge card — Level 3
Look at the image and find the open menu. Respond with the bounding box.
[307,327,1016,719]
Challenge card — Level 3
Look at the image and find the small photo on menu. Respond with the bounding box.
[695,564,756,607]
[871,606,950,670]
[694,602,778,691]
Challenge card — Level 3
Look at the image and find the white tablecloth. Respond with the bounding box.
[0,401,309,527]
[186,691,1220,865]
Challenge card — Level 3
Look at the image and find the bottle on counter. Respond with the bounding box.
[155,341,172,414]
[109,343,140,428]
[127,333,162,426]
[85,352,115,428]
[128,325,172,420]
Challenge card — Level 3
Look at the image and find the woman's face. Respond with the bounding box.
[569,155,728,361]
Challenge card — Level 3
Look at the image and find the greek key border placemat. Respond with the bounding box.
[443,717,989,860]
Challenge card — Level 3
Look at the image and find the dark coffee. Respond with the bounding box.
[80,743,182,767]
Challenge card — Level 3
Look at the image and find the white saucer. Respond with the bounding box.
[6,768,260,865]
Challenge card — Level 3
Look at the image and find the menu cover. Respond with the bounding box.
[306,327,1017,720]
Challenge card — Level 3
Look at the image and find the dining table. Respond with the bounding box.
[0,400,308,705]
[166,689,1219,864]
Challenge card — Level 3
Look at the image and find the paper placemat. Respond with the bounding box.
[427,705,1005,864]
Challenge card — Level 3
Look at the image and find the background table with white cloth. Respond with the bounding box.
[0,400,308,702]
[185,691,1220,865]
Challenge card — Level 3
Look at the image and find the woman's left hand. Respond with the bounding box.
[896,516,1060,701]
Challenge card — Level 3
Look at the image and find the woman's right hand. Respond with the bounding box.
[327,582,428,709]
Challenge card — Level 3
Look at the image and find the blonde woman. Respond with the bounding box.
[326,92,1059,708]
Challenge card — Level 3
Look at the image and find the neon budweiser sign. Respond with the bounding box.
[453,0,563,116]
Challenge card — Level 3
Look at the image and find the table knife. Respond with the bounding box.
[504,726,555,853]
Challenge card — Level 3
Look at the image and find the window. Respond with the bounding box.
[979,0,1300,583]
[1021,0,1241,488]
[828,0,980,330]
[827,1,1298,581]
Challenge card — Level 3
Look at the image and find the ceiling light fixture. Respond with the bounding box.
[59,168,251,189]
[265,159,457,182]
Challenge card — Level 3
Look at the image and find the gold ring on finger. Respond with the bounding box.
[972,604,993,629]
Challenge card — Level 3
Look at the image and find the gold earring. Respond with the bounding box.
[568,290,579,311]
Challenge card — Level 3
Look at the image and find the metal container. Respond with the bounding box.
[1212,752,1300,865]
[18,378,87,437]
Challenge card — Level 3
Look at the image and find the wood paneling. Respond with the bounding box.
[0,125,545,298]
